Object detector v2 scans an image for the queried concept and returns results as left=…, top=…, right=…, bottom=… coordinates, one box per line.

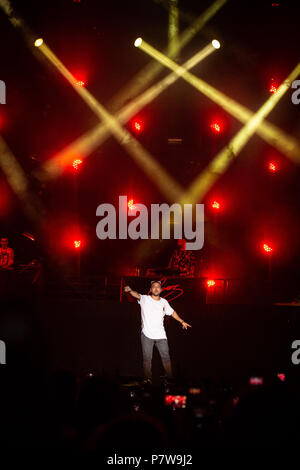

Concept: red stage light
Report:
left=59, top=224, right=86, bottom=254
left=206, top=279, right=216, bottom=288
left=249, top=377, right=264, bottom=386
left=211, top=200, right=220, bottom=210
left=277, top=373, right=286, bottom=382
left=210, top=122, right=221, bottom=134
left=263, top=243, right=273, bottom=254
left=73, top=240, right=81, bottom=249
left=72, top=158, right=83, bottom=170
left=128, top=199, right=136, bottom=210
left=132, top=119, right=143, bottom=133
left=269, top=78, right=278, bottom=94
left=268, top=161, right=278, bottom=172
left=72, top=70, right=87, bottom=88
left=165, top=395, right=186, bottom=408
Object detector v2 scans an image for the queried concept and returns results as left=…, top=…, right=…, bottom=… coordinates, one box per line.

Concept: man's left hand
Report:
left=181, top=321, right=192, bottom=329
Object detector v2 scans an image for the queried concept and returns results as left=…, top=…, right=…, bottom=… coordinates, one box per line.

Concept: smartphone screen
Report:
left=249, top=376, right=264, bottom=386
left=165, top=395, right=187, bottom=408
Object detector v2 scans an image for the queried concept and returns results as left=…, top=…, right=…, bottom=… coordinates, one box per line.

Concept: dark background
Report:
left=1, top=298, right=296, bottom=380
left=1, top=2, right=300, bottom=452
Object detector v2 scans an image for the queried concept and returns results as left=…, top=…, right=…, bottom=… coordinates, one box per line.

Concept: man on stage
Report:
left=124, top=280, right=191, bottom=384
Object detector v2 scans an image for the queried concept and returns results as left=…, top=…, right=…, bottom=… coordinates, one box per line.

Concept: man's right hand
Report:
left=124, top=286, right=141, bottom=300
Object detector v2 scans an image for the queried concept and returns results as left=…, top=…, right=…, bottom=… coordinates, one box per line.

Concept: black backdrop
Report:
left=34, top=300, right=300, bottom=380
left=2, top=295, right=300, bottom=380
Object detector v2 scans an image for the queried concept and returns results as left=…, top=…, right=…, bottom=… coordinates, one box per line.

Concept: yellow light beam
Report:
left=168, top=0, right=179, bottom=56
left=0, top=136, right=42, bottom=222
left=179, top=62, right=300, bottom=205
left=0, top=0, right=226, bottom=116
left=0, top=0, right=228, bottom=181
left=38, top=42, right=183, bottom=202
left=39, top=42, right=217, bottom=179
left=136, top=38, right=300, bottom=165
left=108, top=0, right=228, bottom=113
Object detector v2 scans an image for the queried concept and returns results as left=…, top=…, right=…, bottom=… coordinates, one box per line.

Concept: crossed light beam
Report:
left=179, top=61, right=300, bottom=204
left=36, top=41, right=186, bottom=202
left=37, top=36, right=300, bottom=241
left=2, top=0, right=298, bottom=214
left=135, top=38, right=300, bottom=166
left=0, top=0, right=227, bottom=218
left=134, top=48, right=300, bottom=261
left=36, top=0, right=227, bottom=179
left=40, top=34, right=300, bottom=184
left=39, top=41, right=219, bottom=180
left=34, top=39, right=218, bottom=256
left=40, top=32, right=300, bottom=182
left=107, top=0, right=228, bottom=113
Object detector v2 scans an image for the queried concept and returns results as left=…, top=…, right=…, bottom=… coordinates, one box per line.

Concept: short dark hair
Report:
left=151, top=280, right=161, bottom=287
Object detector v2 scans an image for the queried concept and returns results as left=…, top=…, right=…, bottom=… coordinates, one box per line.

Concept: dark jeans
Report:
left=141, top=332, right=173, bottom=379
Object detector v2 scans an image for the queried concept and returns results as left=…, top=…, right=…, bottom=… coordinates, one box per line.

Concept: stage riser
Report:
left=2, top=300, right=300, bottom=379
left=32, top=300, right=300, bottom=379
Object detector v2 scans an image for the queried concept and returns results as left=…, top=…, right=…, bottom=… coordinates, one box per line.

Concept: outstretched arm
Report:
left=124, top=285, right=141, bottom=300
left=171, top=311, right=192, bottom=330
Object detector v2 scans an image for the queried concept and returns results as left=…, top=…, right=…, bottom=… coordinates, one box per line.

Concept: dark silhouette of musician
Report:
left=145, top=239, right=198, bottom=278
left=0, top=238, right=14, bottom=269
left=168, top=239, right=197, bottom=276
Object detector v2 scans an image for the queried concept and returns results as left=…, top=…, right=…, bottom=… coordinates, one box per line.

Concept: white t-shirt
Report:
left=137, top=295, right=174, bottom=339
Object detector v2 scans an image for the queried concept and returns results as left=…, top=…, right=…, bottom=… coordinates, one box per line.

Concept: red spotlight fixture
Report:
left=249, top=377, right=264, bottom=386
left=262, top=243, right=273, bottom=254
left=72, top=70, right=87, bottom=88
left=211, top=200, right=220, bottom=210
left=210, top=122, right=221, bottom=134
left=73, top=240, right=81, bottom=249
left=128, top=199, right=136, bottom=211
left=206, top=279, right=216, bottom=288
left=132, top=119, right=143, bottom=133
left=268, top=161, right=278, bottom=172
left=269, top=78, right=278, bottom=94
left=277, top=373, right=285, bottom=382
left=72, top=158, right=83, bottom=170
